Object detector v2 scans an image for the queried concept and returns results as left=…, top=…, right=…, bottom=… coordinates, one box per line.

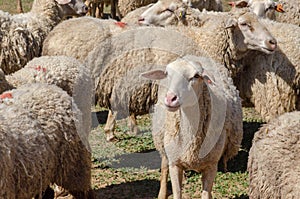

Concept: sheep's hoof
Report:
left=106, top=133, right=116, bottom=142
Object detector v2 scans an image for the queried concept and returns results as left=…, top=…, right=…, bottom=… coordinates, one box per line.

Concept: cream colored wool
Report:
left=0, top=56, right=93, bottom=148
left=276, top=0, right=300, bottom=26
left=0, top=83, right=92, bottom=199
left=248, top=111, right=300, bottom=198
left=0, top=0, right=86, bottom=75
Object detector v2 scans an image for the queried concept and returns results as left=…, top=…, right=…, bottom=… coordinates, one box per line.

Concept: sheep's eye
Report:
left=240, top=22, right=248, bottom=26
left=194, top=74, right=201, bottom=79
left=164, top=8, right=174, bottom=13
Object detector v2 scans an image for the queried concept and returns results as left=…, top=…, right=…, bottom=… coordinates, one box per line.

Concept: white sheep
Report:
left=42, top=7, right=276, bottom=141
left=234, top=19, right=300, bottom=121
left=118, top=0, right=158, bottom=18
left=0, top=55, right=93, bottom=147
left=141, top=55, right=243, bottom=199
left=136, top=2, right=277, bottom=76
left=0, top=83, right=93, bottom=199
left=228, top=0, right=285, bottom=19
left=0, top=0, right=88, bottom=75
left=247, top=111, right=300, bottom=198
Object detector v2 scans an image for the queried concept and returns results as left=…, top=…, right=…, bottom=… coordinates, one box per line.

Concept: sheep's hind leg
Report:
left=158, top=155, right=169, bottom=199
left=169, top=163, right=183, bottom=199
left=104, top=110, right=116, bottom=141
left=201, top=164, right=217, bottom=199
left=127, top=113, right=140, bottom=136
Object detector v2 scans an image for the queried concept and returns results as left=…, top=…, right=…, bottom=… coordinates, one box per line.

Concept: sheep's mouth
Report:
left=262, top=47, right=276, bottom=54
left=165, top=105, right=180, bottom=112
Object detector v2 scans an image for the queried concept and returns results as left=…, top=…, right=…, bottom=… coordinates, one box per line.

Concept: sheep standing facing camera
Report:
left=0, top=83, right=93, bottom=199
left=0, top=0, right=88, bottom=75
left=248, top=111, right=300, bottom=199
left=142, top=55, right=243, bottom=199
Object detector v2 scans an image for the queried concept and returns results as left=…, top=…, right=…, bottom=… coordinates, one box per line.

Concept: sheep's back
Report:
left=248, top=111, right=300, bottom=198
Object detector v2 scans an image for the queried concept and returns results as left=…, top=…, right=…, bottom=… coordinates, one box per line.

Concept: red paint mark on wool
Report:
left=0, top=92, right=13, bottom=99
left=115, top=22, right=127, bottom=28
left=34, top=66, right=46, bottom=72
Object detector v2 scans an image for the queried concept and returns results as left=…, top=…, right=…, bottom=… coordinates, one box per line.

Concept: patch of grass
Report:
left=0, top=0, right=33, bottom=13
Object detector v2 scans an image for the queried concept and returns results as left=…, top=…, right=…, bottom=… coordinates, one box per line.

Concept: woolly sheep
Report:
left=0, top=0, right=88, bottom=75
left=134, top=1, right=277, bottom=76
left=234, top=19, right=300, bottom=121
left=118, top=0, right=158, bottom=18
left=0, top=83, right=93, bottom=199
left=248, top=111, right=300, bottom=198
left=141, top=55, right=243, bottom=199
left=228, top=0, right=285, bottom=20
left=42, top=7, right=276, bottom=141
left=0, top=55, right=93, bottom=147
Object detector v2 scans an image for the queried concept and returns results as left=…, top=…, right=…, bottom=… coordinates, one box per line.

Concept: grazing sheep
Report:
left=0, top=0, right=88, bottom=75
left=228, top=0, right=285, bottom=20
left=248, top=111, right=300, bottom=199
left=0, top=55, right=93, bottom=147
left=234, top=19, right=300, bottom=121
left=141, top=55, right=243, bottom=199
left=0, top=83, right=92, bottom=199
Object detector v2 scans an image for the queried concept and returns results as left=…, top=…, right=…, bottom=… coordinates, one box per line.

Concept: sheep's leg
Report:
left=201, top=165, right=217, bottom=199
left=169, top=164, right=183, bottom=199
left=128, top=113, right=139, bottom=135
left=104, top=110, right=116, bottom=141
left=158, top=155, right=169, bottom=199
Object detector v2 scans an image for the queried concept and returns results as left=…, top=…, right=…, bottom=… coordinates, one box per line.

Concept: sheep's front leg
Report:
left=158, top=155, right=169, bottom=199
left=104, top=110, right=116, bottom=141
left=201, top=165, right=217, bottom=199
left=128, top=113, right=140, bottom=135
left=169, top=164, right=183, bottom=199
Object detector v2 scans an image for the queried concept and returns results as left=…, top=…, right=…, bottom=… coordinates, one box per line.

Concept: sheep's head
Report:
left=225, top=10, right=277, bottom=54
left=55, top=0, right=88, bottom=16
left=228, top=0, right=285, bottom=18
left=138, top=0, right=188, bottom=26
left=141, top=56, right=215, bottom=112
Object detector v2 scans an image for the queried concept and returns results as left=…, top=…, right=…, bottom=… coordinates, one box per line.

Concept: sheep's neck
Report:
left=223, top=27, right=248, bottom=77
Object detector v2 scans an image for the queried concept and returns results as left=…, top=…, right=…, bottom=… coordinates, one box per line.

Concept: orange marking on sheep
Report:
left=0, top=92, right=13, bottom=99
left=115, top=22, right=127, bottom=28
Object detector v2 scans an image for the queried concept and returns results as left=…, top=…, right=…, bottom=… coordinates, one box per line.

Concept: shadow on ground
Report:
left=94, top=179, right=172, bottom=199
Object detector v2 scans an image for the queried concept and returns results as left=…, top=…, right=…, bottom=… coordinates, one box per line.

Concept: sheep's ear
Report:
left=55, top=0, right=72, bottom=5
left=275, top=4, right=285, bottom=13
left=234, top=0, right=249, bottom=8
left=224, top=17, right=238, bottom=29
left=141, top=70, right=167, bottom=80
left=201, top=70, right=215, bottom=85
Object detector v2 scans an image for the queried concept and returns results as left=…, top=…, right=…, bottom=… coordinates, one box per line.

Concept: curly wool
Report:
left=0, top=83, right=91, bottom=199
left=248, top=111, right=300, bottom=199
left=2, top=55, right=93, bottom=147
left=276, top=0, right=300, bottom=26
left=0, top=0, right=72, bottom=75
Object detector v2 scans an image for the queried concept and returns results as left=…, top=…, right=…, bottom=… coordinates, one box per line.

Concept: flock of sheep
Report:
left=0, top=0, right=299, bottom=198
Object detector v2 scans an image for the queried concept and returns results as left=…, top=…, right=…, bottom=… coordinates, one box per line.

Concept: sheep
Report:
left=234, top=19, right=300, bottom=121
left=135, top=2, right=277, bottom=76
left=42, top=6, right=276, bottom=141
left=247, top=111, right=300, bottom=198
left=141, top=55, right=243, bottom=199
left=0, top=83, right=93, bottom=199
left=0, top=55, right=93, bottom=147
left=118, top=0, right=158, bottom=18
left=0, top=0, right=88, bottom=75
left=228, top=0, right=285, bottom=20
left=17, top=0, right=23, bottom=13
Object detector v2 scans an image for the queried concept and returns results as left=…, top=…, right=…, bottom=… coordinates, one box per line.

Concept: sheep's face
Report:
left=226, top=11, right=277, bottom=54
left=56, top=0, right=88, bottom=16
left=138, top=0, right=186, bottom=26
left=142, top=58, right=213, bottom=112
